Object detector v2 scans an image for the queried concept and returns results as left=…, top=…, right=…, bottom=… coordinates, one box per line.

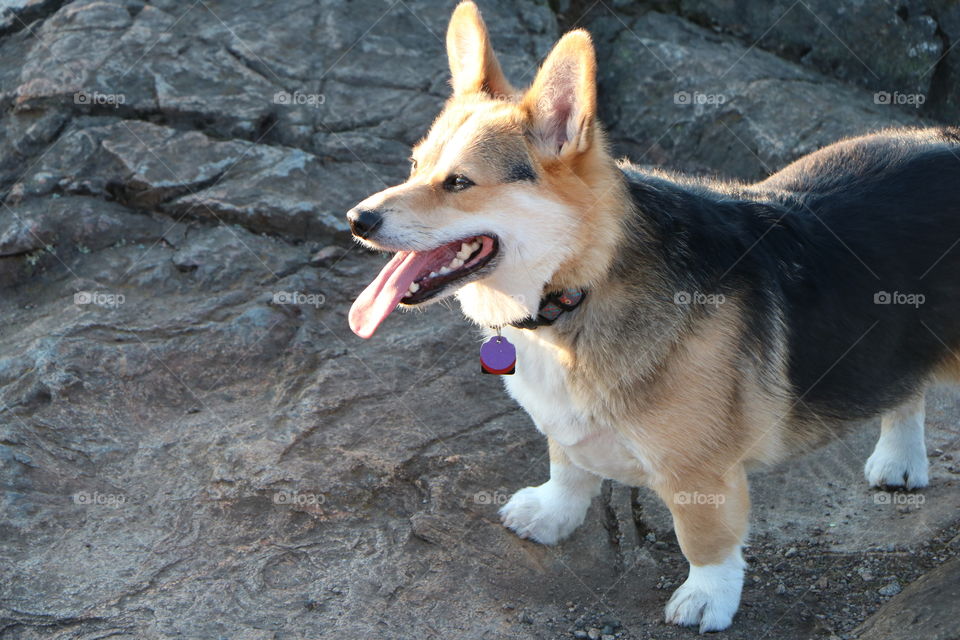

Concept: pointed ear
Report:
left=446, top=1, right=513, bottom=97
left=522, top=30, right=597, bottom=157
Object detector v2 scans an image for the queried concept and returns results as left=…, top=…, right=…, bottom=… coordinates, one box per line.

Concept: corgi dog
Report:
left=346, top=1, right=960, bottom=632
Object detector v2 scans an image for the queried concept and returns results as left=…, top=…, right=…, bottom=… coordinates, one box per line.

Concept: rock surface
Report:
left=1, top=1, right=958, bottom=639
left=660, top=0, right=960, bottom=122
left=855, top=557, right=960, bottom=640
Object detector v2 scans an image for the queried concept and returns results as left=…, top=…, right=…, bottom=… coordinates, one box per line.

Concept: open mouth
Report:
left=349, top=234, right=499, bottom=338
left=400, top=235, right=498, bottom=304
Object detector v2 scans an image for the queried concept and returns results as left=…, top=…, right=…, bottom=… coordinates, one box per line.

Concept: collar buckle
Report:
left=510, top=288, right=587, bottom=330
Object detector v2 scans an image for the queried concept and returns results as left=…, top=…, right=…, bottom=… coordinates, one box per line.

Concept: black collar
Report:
left=509, top=288, right=587, bottom=330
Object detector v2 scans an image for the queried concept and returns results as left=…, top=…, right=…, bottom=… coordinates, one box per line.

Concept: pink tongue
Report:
left=349, top=251, right=434, bottom=338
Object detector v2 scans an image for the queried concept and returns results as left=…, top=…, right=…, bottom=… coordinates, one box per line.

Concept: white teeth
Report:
left=456, top=249, right=471, bottom=261
left=429, top=271, right=438, bottom=278
left=450, top=258, right=464, bottom=269
left=408, top=282, right=420, bottom=293
left=459, top=242, right=471, bottom=256
left=468, top=241, right=480, bottom=253
left=439, top=266, right=451, bottom=275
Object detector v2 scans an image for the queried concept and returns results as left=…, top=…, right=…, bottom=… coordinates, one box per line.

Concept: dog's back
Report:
left=760, top=128, right=960, bottom=421
left=619, top=127, right=960, bottom=426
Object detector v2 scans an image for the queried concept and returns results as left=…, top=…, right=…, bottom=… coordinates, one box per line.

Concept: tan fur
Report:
left=391, top=7, right=770, bottom=568
left=348, top=5, right=951, bottom=630
left=933, top=351, right=960, bottom=384
left=446, top=1, right=513, bottom=97
left=656, top=464, right=751, bottom=566
left=548, top=435, right=572, bottom=466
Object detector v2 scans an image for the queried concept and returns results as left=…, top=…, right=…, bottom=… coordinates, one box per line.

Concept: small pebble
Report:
left=600, top=616, right=621, bottom=629
left=879, top=581, right=902, bottom=597
left=784, top=547, right=798, bottom=558
left=309, top=245, right=342, bottom=265
left=587, top=628, right=601, bottom=640
left=645, top=532, right=657, bottom=543
left=775, top=583, right=787, bottom=595
left=573, top=632, right=588, bottom=639
left=518, top=611, right=534, bottom=624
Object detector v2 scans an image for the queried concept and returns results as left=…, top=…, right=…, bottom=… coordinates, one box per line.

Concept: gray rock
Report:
left=591, top=12, right=923, bottom=181
left=0, top=1, right=958, bottom=639
left=674, top=0, right=943, bottom=99
left=661, top=0, right=960, bottom=123
left=879, top=580, right=903, bottom=597
left=858, top=561, right=959, bottom=639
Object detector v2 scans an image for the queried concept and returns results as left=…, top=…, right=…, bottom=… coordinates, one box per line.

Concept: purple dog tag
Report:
left=480, top=336, right=516, bottom=375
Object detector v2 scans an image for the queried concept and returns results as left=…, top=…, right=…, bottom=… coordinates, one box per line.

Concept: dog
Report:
left=346, top=1, right=960, bottom=632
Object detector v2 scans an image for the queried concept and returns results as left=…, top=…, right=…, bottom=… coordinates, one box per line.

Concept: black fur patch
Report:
left=505, top=162, right=536, bottom=182
left=619, top=128, right=960, bottom=422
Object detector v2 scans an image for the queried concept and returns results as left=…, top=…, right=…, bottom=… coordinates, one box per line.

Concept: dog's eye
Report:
left=443, top=174, right=474, bottom=192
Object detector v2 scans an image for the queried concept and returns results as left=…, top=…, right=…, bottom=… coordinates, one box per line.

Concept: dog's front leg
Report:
left=656, top=463, right=750, bottom=633
left=499, top=437, right=602, bottom=545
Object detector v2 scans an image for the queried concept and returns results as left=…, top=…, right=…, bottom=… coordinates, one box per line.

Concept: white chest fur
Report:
left=500, top=327, right=650, bottom=485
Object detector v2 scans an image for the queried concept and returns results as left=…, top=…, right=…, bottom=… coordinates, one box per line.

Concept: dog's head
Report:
left=348, top=1, right=620, bottom=338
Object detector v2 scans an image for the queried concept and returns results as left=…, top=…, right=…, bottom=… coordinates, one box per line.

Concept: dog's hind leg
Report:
left=657, top=463, right=750, bottom=633
left=499, top=437, right=602, bottom=545
left=864, top=393, right=928, bottom=489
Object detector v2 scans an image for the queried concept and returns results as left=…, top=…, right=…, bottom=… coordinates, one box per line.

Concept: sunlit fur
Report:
left=347, top=1, right=960, bottom=633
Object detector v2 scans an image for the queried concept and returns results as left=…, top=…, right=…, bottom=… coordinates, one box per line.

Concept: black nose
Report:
left=347, top=208, right=383, bottom=239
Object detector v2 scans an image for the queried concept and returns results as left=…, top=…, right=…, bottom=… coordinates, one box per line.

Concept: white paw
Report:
left=864, top=442, right=929, bottom=489
left=498, top=482, right=590, bottom=545
left=665, top=552, right=744, bottom=633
